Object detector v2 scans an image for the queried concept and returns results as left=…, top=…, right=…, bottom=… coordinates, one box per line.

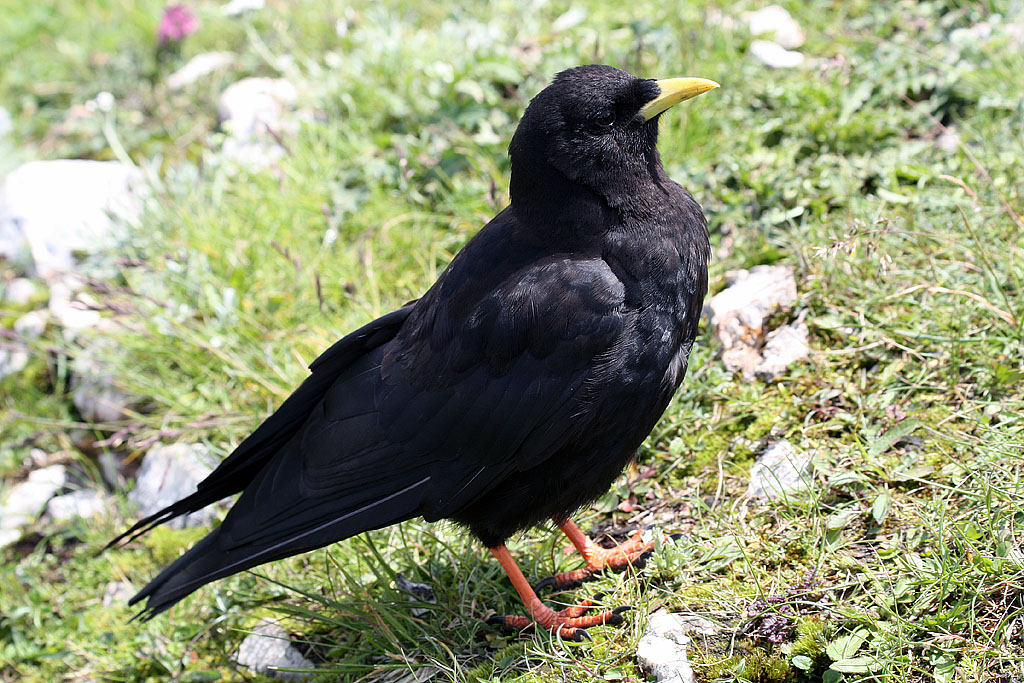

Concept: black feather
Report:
left=113, top=64, right=711, bottom=617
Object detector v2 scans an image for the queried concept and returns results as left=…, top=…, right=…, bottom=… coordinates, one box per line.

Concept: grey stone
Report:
left=0, top=160, right=144, bottom=280
left=71, top=347, right=132, bottom=423
left=235, top=619, right=314, bottom=680
left=395, top=573, right=436, bottom=617
left=706, top=265, right=804, bottom=378
left=746, top=440, right=812, bottom=502
left=102, top=580, right=136, bottom=607
left=743, top=6, right=805, bottom=48
left=637, top=610, right=696, bottom=683
left=755, top=322, right=810, bottom=381
left=45, top=489, right=107, bottom=522
left=129, top=443, right=217, bottom=528
left=749, top=40, right=805, bottom=68
left=167, top=52, right=235, bottom=90
left=673, top=615, right=721, bottom=637
left=0, top=465, right=67, bottom=548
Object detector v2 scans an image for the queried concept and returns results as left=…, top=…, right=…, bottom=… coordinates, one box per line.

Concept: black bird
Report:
left=110, top=65, right=717, bottom=640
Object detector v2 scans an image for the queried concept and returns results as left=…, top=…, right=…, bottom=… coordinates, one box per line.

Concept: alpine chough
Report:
left=110, top=64, right=718, bottom=640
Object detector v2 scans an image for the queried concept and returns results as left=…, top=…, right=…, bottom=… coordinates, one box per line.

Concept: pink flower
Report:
left=157, top=5, right=198, bottom=45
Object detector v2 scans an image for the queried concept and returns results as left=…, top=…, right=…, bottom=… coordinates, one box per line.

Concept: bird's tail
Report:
left=128, top=476, right=429, bottom=619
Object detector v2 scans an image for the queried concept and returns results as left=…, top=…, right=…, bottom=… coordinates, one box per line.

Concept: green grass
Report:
left=2, top=0, right=1023, bottom=681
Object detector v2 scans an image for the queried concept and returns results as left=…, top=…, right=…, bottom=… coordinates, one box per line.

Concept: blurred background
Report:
left=1, top=1, right=1022, bottom=681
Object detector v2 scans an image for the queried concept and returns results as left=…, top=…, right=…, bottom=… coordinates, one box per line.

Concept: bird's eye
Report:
left=594, top=112, right=615, bottom=127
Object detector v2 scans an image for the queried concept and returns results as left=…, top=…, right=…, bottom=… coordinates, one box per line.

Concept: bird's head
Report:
left=509, top=65, right=717, bottom=217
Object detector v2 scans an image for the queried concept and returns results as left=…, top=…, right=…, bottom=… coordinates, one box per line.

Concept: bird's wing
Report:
left=129, top=247, right=630, bottom=617
left=219, top=251, right=630, bottom=544
left=106, top=305, right=414, bottom=548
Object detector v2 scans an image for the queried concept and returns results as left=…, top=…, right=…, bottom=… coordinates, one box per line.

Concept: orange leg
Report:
left=487, top=545, right=629, bottom=641
left=536, top=518, right=655, bottom=591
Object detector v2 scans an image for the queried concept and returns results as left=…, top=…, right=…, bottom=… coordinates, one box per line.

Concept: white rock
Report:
left=706, top=265, right=797, bottom=349
left=102, top=580, right=136, bottom=607
left=217, top=78, right=299, bottom=169
left=0, top=345, right=30, bottom=380
left=0, top=465, right=67, bottom=547
left=129, top=443, right=217, bottom=528
left=167, top=52, right=235, bottom=90
left=673, top=615, right=721, bottom=637
left=3, top=278, right=39, bottom=306
left=45, top=489, right=107, bottom=522
left=935, top=127, right=960, bottom=152
left=49, top=280, right=102, bottom=331
left=755, top=322, right=810, bottom=381
left=219, top=77, right=297, bottom=137
left=236, top=619, right=314, bottom=680
left=746, top=440, right=812, bottom=501
left=0, top=160, right=144, bottom=280
left=14, top=310, right=47, bottom=339
left=71, top=337, right=133, bottom=423
left=749, top=40, right=805, bottom=68
left=743, top=6, right=805, bottom=48
left=222, top=0, right=264, bottom=16
left=637, top=610, right=696, bottom=683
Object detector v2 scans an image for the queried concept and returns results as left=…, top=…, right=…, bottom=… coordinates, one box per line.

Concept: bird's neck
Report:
left=509, top=156, right=665, bottom=243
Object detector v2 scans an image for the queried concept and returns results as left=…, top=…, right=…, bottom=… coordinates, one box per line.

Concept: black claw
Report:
left=590, top=590, right=607, bottom=601
left=669, top=532, right=687, bottom=542
left=534, top=576, right=556, bottom=592
left=612, top=604, right=633, bottom=616
left=486, top=615, right=507, bottom=626
left=564, top=628, right=592, bottom=642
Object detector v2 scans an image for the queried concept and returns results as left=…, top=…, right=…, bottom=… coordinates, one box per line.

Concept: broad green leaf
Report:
left=791, top=655, right=813, bottom=671
left=826, top=628, right=869, bottom=661
left=872, top=490, right=892, bottom=524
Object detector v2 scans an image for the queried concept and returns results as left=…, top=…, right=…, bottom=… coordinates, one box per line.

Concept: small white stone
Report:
left=935, top=128, right=960, bottom=152
left=14, top=310, right=47, bottom=339
left=637, top=610, right=696, bottom=683
left=749, top=40, right=805, bottom=68
left=0, top=160, right=144, bottom=280
left=218, top=78, right=299, bottom=169
left=0, top=465, right=67, bottom=547
left=222, top=0, right=264, bottom=16
left=3, top=278, right=38, bottom=306
left=102, top=580, right=136, bottom=607
left=743, top=6, right=806, bottom=48
left=706, top=265, right=797, bottom=349
left=755, top=322, right=810, bottom=381
left=236, top=619, right=314, bottom=680
left=45, top=489, right=107, bottom=522
left=129, top=443, right=217, bottom=528
left=746, top=440, right=812, bottom=502
left=0, top=346, right=30, bottom=380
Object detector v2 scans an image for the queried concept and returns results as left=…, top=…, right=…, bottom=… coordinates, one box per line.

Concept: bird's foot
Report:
left=536, top=528, right=654, bottom=592
left=487, top=594, right=631, bottom=641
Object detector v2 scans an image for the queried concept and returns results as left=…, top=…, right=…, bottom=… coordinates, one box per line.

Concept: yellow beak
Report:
left=639, top=77, right=720, bottom=121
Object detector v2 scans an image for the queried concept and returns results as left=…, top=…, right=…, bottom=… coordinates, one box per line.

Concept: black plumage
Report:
left=112, top=64, right=716, bottom=636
